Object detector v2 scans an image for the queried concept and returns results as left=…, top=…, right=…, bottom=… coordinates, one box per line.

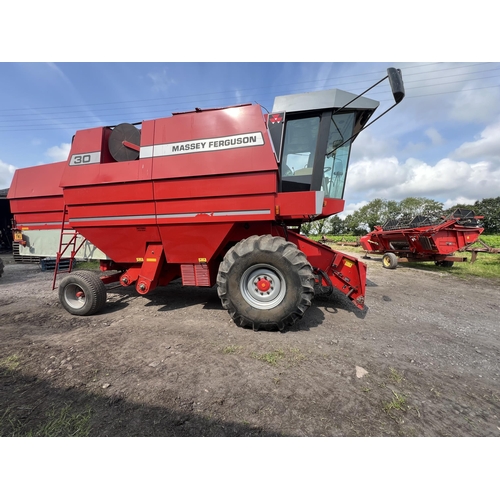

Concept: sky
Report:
left=1, top=4, right=499, bottom=225
left=2, top=61, right=499, bottom=216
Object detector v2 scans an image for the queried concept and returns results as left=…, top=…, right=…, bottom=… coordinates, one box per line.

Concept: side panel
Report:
left=72, top=226, right=161, bottom=264
left=16, top=229, right=107, bottom=259
left=8, top=161, right=65, bottom=199
left=55, top=107, right=281, bottom=266
left=10, top=197, right=65, bottom=229
left=153, top=171, right=276, bottom=200
left=284, top=230, right=367, bottom=309
left=150, top=105, right=279, bottom=265
left=149, top=105, right=276, bottom=180
left=157, top=223, right=235, bottom=263
left=60, top=122, right=158, bottom=264
left=8, top=162, right=66, bottom=229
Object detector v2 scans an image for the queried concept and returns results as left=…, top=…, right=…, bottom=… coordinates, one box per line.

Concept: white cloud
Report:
left=340, top=200, right=369, bottom=218
left=346, top=156, right=500, bottom=204
left=345, top=113, right=500, bottom=206
left=449, top=86, right=500, bottom=124
left=147, top=68, right=176, bottom=92
left=362, top=64, right=500, bottom=153
left=0, top=159, right=17, bottom=189
left=346, top=156, right=407, bottom=193
left=442, top=196, right=477, bottom=209
left=452, top=120, right=500, bottom=161
left=425, top=127, right=444, bottom=145
left=46, top=143, right=71, bottom=162
left=350, top=131, right=399, bottom=162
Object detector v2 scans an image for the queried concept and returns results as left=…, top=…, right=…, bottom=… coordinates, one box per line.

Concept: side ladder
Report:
left=51, top=206, right=87, bottom=290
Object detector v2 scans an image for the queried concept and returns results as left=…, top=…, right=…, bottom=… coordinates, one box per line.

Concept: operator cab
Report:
left=268, top=88, right=378, bottom=200
left=268, top=68, right=404, bottom=200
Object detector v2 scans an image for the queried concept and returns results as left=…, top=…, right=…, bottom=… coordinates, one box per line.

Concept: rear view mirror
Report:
left=325, top=67, right=406, bottom=157
left=387, top=67, right=405, bottom=104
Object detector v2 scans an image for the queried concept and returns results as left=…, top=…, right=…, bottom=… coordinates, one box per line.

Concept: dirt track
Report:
left=1, top=252, right=499, bottom=436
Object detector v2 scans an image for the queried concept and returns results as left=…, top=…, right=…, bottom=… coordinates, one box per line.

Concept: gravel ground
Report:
left=1, top=251, right=499, bottom=437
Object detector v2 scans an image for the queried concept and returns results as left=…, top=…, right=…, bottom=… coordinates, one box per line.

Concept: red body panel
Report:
left=285, top=231, right=366, bottom=306
left=150, top=106, right=274, bottom=180
left=55, top=104, right=280, bottom=265
left=8, top=102, right=368, bottom=311
left=360, top=218, right=484, bottom=261
left=8, top=162, right=66, bottom=229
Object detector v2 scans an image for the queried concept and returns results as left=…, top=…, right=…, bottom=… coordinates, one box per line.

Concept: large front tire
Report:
left=217, top=235, right=315, bottom=331
left=58, top=270, right=107, bottom=316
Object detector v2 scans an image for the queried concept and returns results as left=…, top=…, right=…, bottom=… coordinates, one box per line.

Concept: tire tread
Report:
left=217, top=235, right=314, bottom=331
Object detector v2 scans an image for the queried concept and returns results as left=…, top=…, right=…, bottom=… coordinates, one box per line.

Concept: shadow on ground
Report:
left=0, top=367, right=280, bottom=437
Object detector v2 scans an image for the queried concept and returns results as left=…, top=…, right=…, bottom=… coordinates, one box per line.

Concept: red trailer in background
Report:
left=8, top=68, right=405, bottom=330
left=360, top=209, right=484, bottom=269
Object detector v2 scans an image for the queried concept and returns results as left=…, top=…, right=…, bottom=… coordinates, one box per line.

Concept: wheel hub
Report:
left=64, top=284, right=87, bottom=310
left=256, top=277, right=271, bottom=292
left=240, top=265, right=286, bottom=310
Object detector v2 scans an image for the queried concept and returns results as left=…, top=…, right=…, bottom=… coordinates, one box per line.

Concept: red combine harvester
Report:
left=8, top=68, right=405, bottom=330
left=360, top=209, right=484, bottom=269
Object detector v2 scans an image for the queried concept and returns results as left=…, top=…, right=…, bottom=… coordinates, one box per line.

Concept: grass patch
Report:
left=75, top=260, right=100, bottom=270
left=251, top=348, right=306, bottom=367
left=383, top=391, right=408, bottom=413
left=310, top=235, right=360, bottom=244
left=288, top=347, right=306, bottom=365
left=29, top=405, right=92, bottom=437
left=389, top=367, right=403, bottom=384
left=222, top=345, right=243, bottom=354
left=0, top=354, right=20, bottom=371
left=482, top=235, right=500, bottom=247
left=403, top=252, right=500, bottom=280
left=252, top=349, right=285, bottom=366
left=1, top=404, right=92, bottom=437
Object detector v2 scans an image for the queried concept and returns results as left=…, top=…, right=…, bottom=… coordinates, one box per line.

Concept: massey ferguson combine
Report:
left=8, top=68, right=405, bottom=330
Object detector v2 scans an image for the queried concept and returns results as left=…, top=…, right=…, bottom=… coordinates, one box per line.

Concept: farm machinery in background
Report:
left=8, top=68, right=405, bottom=330
left=360, top=208, right=486, bottom=269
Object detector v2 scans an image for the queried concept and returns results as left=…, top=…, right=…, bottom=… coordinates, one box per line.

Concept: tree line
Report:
left=301, top=196, right=500, bottom=236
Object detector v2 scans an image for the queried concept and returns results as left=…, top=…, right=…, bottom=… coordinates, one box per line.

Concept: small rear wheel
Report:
left=58, top=270, right=107, bottom=316
left=435, top=260, right=454, bottom=268
left=382, top=252, right=398, bottom=269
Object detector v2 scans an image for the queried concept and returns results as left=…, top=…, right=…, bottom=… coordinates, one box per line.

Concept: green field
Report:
left=403, top=251, right=500, bottom=279
left=481, top=235, right=500, bottom=248
left=320, top=234, right=500, bottom=280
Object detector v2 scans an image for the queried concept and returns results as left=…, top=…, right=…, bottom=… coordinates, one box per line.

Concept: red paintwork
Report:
left=8, top=161, right=66, bottom=230
left=360, top=217, right=484, bottom=262
left=285, top=230, right=366, bottom=305
left=8, top=102, right=367, bottom=310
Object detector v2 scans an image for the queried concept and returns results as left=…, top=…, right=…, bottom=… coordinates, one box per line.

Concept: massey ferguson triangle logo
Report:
left=270, top=114, right=283, bottom=124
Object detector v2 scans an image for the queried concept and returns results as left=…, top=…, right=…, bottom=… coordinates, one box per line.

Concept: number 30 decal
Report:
left=69, top=151, right=101, bottom=166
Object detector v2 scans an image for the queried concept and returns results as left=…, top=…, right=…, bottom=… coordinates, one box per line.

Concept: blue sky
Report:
left=2, top=61, right=499, bottom=216
left=2, top=5, right=499, bottom=219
